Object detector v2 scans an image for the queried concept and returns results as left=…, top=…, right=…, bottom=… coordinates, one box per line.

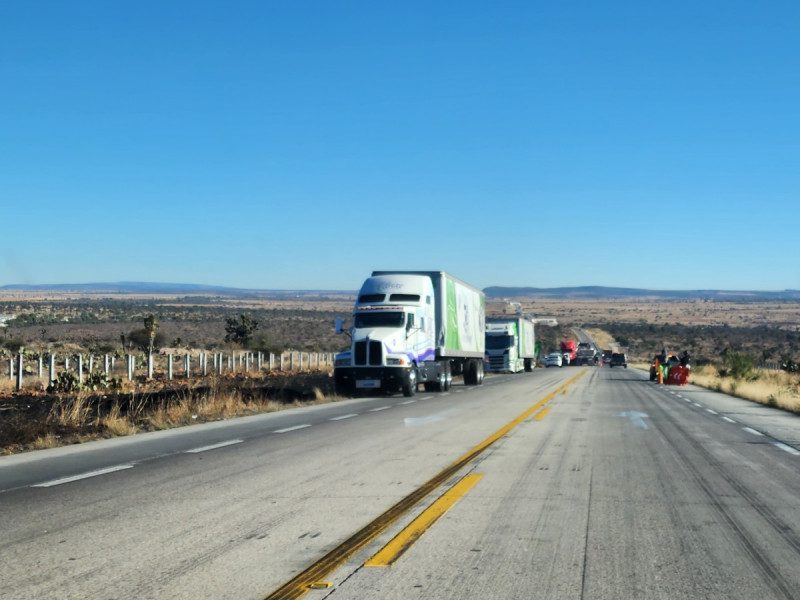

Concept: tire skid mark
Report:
left=646, top=394, right=800, bottom=600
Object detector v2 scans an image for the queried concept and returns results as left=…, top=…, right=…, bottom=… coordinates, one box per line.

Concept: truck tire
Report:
left=476, top=361, right=485, bottom=384
left=402, top=368, right=418, bottom=397
left=524, top=358, right=532, bottom=372
left=463, top=360, right=476, bottom=385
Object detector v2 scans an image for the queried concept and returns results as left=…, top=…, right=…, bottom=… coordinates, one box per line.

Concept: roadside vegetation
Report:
left=0, top=371, right=337, bottom=455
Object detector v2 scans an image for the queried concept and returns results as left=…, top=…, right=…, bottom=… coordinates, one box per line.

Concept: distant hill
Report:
left=2, top=282, right=799, bottom=302
left=0, top=282, right=352, bottom=297
left=483, top=286, right=800, bottom=301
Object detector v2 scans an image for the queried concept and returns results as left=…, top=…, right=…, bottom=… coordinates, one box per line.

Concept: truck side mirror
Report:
left=335, top=318, right=344, bottom=334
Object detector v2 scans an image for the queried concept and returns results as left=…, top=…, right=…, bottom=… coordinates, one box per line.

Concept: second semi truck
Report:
left=334, top=271, right=486, bottom=397
left=484, top=317, right=537, bottom=373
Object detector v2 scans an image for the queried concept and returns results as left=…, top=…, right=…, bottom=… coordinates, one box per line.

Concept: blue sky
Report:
left=1, top=1, right=798, bottom=290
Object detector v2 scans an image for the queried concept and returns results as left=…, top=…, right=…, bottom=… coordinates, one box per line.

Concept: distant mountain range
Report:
left=1, top=282, right=799, bottom=301
left=484, top=286, right=800, bottom=301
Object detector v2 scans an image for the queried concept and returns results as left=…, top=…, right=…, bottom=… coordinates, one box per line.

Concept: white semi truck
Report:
left=334, top=271, right=486, bottom=397
left=484, top=317, right=537, bottom=373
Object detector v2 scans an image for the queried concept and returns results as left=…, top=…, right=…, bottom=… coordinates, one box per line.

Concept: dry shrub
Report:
left=32, top=433, right=59, bottom=449
left=101, top=403, right=138, bottom=436
left=51, top=395, right=93, bottom=427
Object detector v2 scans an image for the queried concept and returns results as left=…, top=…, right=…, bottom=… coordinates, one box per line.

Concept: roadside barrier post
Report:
left=289, top=352, right=294, bottom=371
left=127, top=355, right=133, bottom=381
left=104, top=354, right=110, bottom=376
left=168, top=354, right=173, bottom=380
left=218, top=352, right=223, bottom=375
left=8, top=357, right=13, bottom=379
left=202, top=352, right=208, bottom=376
left=257, top=352, right=263, bottom=371
left=88, top=355, right=94, bottom=374
left=15, top=352, right=23, bottom=391
left=184, top=354, right=191, bottom=378
left=77, top=354, right=84, bottom=385
left=111, top=356, right=115, bottom=373
left=65, top=356, right=70, bottom=372
left=49, top=354, right=56, bottom=384
left=269, top=353, right=274, bottom=371
left=213, top=352, right=218, bottom=371
left=147, top=353, right=154, bottom=380
left=38, top=355, right=43, bottom=379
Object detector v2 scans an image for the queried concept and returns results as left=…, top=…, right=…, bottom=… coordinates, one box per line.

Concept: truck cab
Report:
left=485, top=322, right=521, bottom=373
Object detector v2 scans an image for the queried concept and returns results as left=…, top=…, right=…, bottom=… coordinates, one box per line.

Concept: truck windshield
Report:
left=486, top=335, right=514, bottom=349
left=354, top=312, right=405, bottom=328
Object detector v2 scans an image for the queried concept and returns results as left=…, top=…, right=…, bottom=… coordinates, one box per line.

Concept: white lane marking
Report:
left=722, top=416, right=737, bottom=423
left=743, top=427, right=763, bottom=436
left=273, top=424, right=312, bottom=433
left=705, top=408, right=718, bottom=415
left=369, top=406, right=390, bottom=412
left=399, top=400, right=416, bottom=405
left=683, top=398, right=692, bottom=403
left=454, top=389, right=464, bottom=393
left=32, top=464, right=134, bottom=488
left=440, top=393, right=450, bottom=396
left=773, top=442, right=800, bottom=456
left=669, top=391, right=676, bottom=395
left=420, top=396, right=433, bottom=400
left=329, top=413, right=358, bottom=421
left=692, top=403, right=702, bottom=408
left=186, top=439, right=243, bottom=453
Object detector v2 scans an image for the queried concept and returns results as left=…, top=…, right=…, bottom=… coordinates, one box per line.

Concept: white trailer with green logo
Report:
left=485, top=317, right=537, bottom=373
left=333, top=271, right=486, bottom=397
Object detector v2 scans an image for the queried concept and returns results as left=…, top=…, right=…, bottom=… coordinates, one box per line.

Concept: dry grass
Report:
left=583, top=328, right=617, bottom=351
left=99, top=403, right=139, bottom=436
left=32, top=433, right=60, bottom=449
left=689, top=366, right=800, bottom=413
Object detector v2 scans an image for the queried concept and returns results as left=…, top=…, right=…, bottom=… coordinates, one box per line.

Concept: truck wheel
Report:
left=402, top=368, right=418, bottom=397
left=442, top=362, right=452, bottom=391
left=524, top=358, right=532, bottom=372
left=476, top=361, right=485, bottom=385
left=464, top=361, right=476, bottom=385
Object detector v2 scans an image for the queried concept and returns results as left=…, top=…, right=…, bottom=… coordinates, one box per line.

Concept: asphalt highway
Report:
left=2, top=366, right=800, bottom=599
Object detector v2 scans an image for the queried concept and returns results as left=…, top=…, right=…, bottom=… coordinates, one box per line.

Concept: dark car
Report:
left=609, top=353, right=627, bottom=368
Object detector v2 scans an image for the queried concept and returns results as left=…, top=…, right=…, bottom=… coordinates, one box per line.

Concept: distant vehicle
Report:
left=575, top=342, right=596, bottom=366
left=609, top=353, right=627, bottom=368
left=560, top=339, right=577, bottom=364
left=485, top=317, right=537, bottom=373
left=544, top=352, right=563, bottom=368
left=333, top=271, right=485, bottom=397
left=602, top=349, right=613, bottom=364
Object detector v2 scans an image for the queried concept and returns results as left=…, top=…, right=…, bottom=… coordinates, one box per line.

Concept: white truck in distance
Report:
left=334, top=271, right=486, bottom=397
left=484, top=317, right=537, bottom=373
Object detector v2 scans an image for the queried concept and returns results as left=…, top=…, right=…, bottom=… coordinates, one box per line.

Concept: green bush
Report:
left=722, top=349, right=755, bottom=380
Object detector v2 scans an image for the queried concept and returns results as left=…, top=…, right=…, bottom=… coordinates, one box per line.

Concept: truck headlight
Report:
left=386, top=357, right=407, bottom=366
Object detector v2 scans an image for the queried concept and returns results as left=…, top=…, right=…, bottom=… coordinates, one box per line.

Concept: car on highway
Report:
left=544, top=352, right=563, bottom=368
left=609, top=352, right=627, bottom=368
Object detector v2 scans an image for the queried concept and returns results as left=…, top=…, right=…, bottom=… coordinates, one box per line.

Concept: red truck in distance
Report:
left=560, top=339, right=577, bottom=365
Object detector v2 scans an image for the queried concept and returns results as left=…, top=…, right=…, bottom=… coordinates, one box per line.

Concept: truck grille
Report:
left=489, top=356, right=506, bottom=369
left=354, top=340, right=383, bottom=366
left=354, top=341, right=367, bottom=365
left=369, top=341, right=383, bottom=365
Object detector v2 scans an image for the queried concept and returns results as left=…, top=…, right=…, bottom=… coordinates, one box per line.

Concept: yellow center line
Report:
left=533, top=407, right=551, bottom=421
left=264, top=370, right=585, bottom=600
left=365, top=473, right=483, bottom=567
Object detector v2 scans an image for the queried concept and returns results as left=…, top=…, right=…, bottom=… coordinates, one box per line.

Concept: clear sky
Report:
left=1, top=1, right=798, bottom=291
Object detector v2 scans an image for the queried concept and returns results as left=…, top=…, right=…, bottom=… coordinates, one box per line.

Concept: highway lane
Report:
left=0, top=367, right=574, bottom=599
left=328, top=368, right=800, bottom=600
left=3, top=366, right=800, bottom=599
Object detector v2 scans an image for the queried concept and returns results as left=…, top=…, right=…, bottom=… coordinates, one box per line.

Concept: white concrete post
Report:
left=185, top=354, right=191, bottom=378
left=104, top=354, right=110, bottom=375
left=88, top=355, right=94, bottom=374
left=289, top=352, right=294, bottom=371
left=218, top=352, right=223, bottom=375
left=127, top=355, right=134, bottom=381
left=38, top=354, right=43, bottom=379
left=168, top=354, right=173, bottom=380
left=269, top=353, right=274, bottom=371
left=7, top=357, right=12, bottom=379
left=213, top=352, right=218, bottom=371
left=202, top=352, right=208, bottom=376
left=49, top=354, right=56, bottom=384
left=77, top=354, right=84, bottom=385
left=147, top=353, right=154, bottom=380
left=65, top=356, right=70, bottom=372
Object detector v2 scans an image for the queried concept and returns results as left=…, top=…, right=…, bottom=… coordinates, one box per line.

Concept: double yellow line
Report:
left=265, top=370, right=585, bottom=599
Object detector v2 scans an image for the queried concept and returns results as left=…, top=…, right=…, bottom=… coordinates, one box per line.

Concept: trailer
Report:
left=485, top=317, right=536, bottom=373
left=334, top=271, right=486, bottom=397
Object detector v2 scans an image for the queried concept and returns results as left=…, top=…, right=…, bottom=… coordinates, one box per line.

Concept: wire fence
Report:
left=5, top=349, right=335, bottom=392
